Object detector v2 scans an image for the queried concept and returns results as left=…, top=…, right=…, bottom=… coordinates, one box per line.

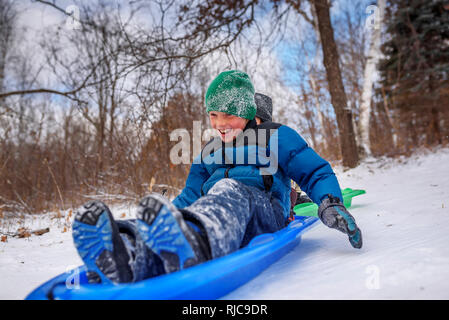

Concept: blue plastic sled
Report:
left=25, top=215, right=318, bottom=300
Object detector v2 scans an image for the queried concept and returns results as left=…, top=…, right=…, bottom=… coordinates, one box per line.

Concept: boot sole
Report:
left=136, top=194, right=195, bottom=272
left=72, top=201, right=129, bottom=284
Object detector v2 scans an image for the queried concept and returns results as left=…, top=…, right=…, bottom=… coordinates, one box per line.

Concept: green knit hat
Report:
left=205, top=70, right=257, bottom=120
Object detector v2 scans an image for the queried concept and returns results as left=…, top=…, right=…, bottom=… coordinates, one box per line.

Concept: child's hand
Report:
left=318, top=195, right=363, bottom=249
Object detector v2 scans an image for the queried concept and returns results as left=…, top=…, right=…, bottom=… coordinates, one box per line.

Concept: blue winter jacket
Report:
left=172, top=119, right=342, bottom=219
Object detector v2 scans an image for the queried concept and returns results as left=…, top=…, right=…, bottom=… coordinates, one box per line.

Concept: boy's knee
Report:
left=208, top=178, right=240, bottom=195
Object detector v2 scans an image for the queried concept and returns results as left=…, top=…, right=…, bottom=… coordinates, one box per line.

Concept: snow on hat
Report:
left=254, top=93, right=273, bottom=122
left=205, top=70, right=257, bottom=120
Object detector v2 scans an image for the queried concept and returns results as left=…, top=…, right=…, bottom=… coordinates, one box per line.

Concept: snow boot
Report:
left=72, top=201, right=134, bottom=284
left=136, top=193, right=211, bottom=274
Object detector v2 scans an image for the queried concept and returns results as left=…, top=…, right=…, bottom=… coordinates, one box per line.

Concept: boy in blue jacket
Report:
left=72, top=70, right=362, bottom=284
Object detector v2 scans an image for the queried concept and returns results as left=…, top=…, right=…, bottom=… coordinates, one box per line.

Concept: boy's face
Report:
left=209, top=111, right=249, bottom=142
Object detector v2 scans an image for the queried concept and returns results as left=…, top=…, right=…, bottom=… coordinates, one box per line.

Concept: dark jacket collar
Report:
left=244, top=118, right=258, bottom=131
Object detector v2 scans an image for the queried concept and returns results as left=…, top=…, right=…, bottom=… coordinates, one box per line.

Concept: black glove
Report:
left=318, top=194, right=363, bottom=249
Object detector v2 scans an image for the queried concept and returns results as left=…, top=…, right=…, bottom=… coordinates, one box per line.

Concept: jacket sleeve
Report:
left=172, top=155, right=210, bottom=209
left=274, top=125, right=343, bottom=204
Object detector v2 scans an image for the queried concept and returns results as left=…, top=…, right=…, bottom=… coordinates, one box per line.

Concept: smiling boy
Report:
left=72, top=70, right=362, bottom=284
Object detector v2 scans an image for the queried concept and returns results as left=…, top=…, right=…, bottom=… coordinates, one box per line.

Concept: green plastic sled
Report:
left=293, top=188, right=366, bottom=217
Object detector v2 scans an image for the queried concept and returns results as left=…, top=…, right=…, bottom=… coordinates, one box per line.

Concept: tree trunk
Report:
left=359, top=0, right=385, bottom=158
left=308, top=73, right=327, bottom=151
left=380, top=86, right=397, bottom=147
left=313, top=0, right=359, bottom=168
left=310, top=4, right=328, bottom=152
left=428, top=75, right=442, bottom=146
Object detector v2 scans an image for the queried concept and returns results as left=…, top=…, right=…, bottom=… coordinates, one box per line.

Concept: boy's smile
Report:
left=209, top=111, right=249, bottom=142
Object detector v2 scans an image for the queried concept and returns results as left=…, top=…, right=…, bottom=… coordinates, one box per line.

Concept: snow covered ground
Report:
left=1, top=147, right=449, bottom=300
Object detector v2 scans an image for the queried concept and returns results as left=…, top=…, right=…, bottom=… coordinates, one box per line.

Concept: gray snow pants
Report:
left=180, top=178, right=287, bottom=259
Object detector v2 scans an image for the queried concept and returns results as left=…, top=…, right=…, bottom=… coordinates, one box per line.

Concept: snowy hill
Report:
left=1, top=147, right=449, bottom=300
left=226, top=147, right=449, bottom=299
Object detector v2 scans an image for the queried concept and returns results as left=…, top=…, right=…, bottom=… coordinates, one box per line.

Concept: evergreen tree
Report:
left=378, top=0, right=449, bottom=149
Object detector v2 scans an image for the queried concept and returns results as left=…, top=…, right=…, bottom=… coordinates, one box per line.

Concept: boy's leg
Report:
left=132, top=178, right=284, bottom=278
left=181, top=178, right=286, bottom=259
left=115, top=219, right=165, bottom=282
left=73, top=200, right=206, bottom=283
